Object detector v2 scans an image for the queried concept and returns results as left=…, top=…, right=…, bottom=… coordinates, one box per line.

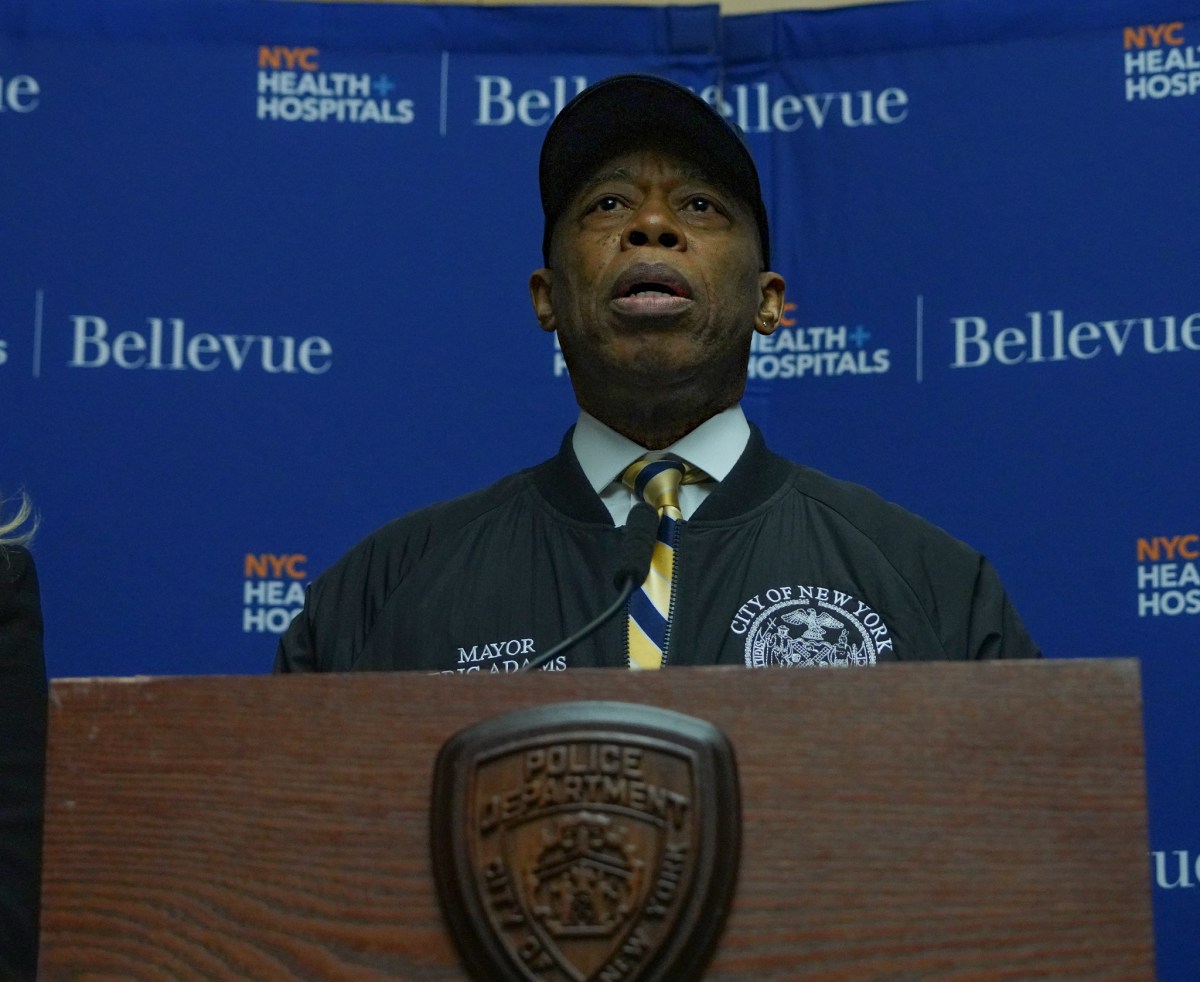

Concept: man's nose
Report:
left=622, top=199, right=684, bottom=250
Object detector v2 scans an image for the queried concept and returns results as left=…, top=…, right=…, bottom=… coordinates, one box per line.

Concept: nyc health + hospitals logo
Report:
left=747, top=304, right=890, bottom=381
left=256, top=46, right=415, bottom=124
left=1122, top=21, right=1200, bottom=100
left=1136, top=532, right=1200, bottom=618
left=551, top=302, right=891, bottom=382
left=243, top=552, right=308, bottom=634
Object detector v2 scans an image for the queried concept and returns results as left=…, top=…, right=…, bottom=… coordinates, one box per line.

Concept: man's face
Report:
left=530, top=148, right=785, bottom=433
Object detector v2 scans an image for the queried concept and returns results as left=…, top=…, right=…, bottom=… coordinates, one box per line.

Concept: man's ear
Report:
left=754, top=271, right=787, bottom=336
left=529, top=268, right=556, bottom=333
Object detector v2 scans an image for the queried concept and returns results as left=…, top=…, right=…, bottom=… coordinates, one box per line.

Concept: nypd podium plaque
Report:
left=430, top=701, right=742, bottom=982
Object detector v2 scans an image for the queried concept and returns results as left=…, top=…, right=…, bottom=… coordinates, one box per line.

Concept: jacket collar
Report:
left=532, top=423, right=791, bottom=525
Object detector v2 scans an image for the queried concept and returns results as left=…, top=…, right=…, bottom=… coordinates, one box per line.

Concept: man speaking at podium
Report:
left=275, top=74, right=1040, bottom=675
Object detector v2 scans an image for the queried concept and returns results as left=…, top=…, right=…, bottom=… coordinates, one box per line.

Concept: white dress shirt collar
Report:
left=572, top=405, right=751, bottom=524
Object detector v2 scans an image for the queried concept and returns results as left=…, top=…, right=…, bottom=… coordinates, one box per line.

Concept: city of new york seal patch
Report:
left=730, top=584, right=894, bottom=666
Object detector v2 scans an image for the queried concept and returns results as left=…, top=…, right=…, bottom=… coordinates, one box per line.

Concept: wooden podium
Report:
left=40, top=661, right=1155, bottom=979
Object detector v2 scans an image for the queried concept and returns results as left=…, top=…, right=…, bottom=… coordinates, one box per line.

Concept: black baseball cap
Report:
left=538, top=74, right=771, bottom=268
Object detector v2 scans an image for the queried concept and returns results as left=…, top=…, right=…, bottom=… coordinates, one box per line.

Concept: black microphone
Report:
left=522, top=503, right=658, bottom=672
left=609, top=501, right=659, bottom=590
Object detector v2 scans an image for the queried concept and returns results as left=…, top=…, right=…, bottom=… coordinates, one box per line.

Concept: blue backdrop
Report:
left=3, top=0, right=1198, bottom=975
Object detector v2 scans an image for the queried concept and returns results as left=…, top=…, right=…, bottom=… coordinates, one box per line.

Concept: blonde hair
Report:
left=0, top=490, right=38, bottom=548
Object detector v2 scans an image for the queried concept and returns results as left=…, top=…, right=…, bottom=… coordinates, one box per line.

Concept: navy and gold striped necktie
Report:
left=621, top=455, right=708, bottom=669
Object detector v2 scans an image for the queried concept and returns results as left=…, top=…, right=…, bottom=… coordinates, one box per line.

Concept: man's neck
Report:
left=579, top=391, right=741, bottom=450
left=599, top=417, right=711, bottom=450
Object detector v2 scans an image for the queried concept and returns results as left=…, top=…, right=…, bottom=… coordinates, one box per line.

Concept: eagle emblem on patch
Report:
left=730, top=584, right=894, bottom=666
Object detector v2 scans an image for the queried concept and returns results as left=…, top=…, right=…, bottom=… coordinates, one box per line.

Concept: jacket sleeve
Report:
left=274, top=584, right=319, bottom=672
left=271, top=513, right=432, bottom=672
left=965, top=556, right=1042, bottom=660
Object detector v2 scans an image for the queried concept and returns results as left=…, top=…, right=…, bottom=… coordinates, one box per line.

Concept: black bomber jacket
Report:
left=275, top=426, right=1041, bottom=674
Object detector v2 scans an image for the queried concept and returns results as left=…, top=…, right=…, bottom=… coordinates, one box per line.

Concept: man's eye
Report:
left=593, top=196, right=623, bottom=212
left=687, top=196, right=715, bottom=212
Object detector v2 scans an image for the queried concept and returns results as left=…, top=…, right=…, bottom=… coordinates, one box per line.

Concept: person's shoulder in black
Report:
left=783, top=455, right=1042, bottom=661
left=0, top=542, right=48, bottom=981
left=275, top=464, right=545, bottom=672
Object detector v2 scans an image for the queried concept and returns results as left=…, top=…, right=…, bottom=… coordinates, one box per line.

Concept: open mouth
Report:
left=611, top=263, right=694, bottom=315
left=623, top=282, right=682, bottom=298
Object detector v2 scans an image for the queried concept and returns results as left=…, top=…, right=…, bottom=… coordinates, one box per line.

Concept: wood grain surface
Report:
left=40, top=661, right=1155, bottom=980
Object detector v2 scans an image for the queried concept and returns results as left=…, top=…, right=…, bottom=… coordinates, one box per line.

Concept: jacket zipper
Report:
left=661, top=519, right=681, bottom=667
left=625, top=519, right=681, bottom=668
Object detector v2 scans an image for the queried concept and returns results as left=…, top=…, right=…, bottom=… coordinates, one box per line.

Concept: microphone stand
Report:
left=520, top=577, right=638, bottom=672
left=521, top=502, right=658, bottom=672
